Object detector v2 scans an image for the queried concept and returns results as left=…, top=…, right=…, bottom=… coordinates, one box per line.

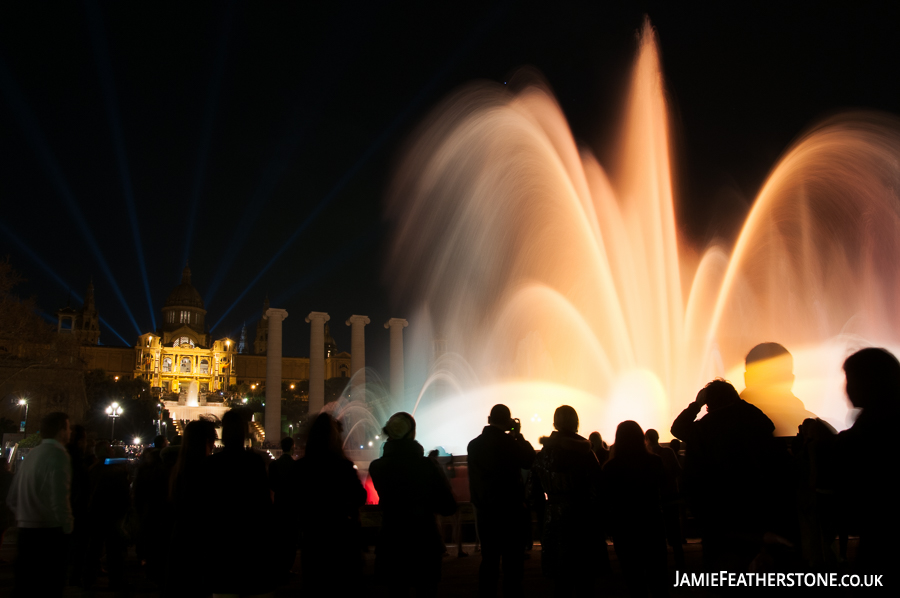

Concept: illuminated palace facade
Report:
left=61, top=266, right=351, bottom=394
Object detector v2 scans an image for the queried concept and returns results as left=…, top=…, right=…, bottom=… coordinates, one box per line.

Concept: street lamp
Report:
left=17, top=398, right=28, bottom=433
left=105, top=401, right=124, bottom=440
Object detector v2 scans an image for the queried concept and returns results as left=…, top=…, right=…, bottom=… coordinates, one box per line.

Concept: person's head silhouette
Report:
left=613, top=420, right=647, bottom=459
left=843, top=347, right=900, bottom=410
left=745, top=342, right=794, bottom=393
left=701, top=379, right=741, bottom=412
left=488, top=404, right=513, bottom=429
left=553, top=405, right=578, bottom=434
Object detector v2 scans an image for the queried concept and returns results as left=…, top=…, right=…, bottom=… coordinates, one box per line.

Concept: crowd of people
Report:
left=2, top=343, right=896, bottom=597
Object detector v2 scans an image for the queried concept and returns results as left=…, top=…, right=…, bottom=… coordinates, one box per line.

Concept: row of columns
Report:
left=264, top=308, right=408, bottom=442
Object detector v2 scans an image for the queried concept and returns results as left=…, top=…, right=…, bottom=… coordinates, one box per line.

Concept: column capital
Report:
left=305, top=311, right=330, bottom=324
left=345, top=314, right=371, bottom=327
left=264, top=308, right=288, bottom=321
left=384, top=317, right=409, bottom=329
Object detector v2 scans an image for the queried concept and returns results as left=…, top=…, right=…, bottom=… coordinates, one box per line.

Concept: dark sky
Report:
left=1, top=1, right=898, bottom=377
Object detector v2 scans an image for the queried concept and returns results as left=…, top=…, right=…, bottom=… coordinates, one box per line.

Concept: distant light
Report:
left=114, top=376, right=119, bottom=381
left=290, top=384, right=295, bottom=390
left=360, top=445, right=364, bottom=449
left=375, top=435, right=380, bottom=439
left=242, top=398, right=248, bottom=404
left=368, top=441, right=373, bottom=447
left=134, top=437, right=141, bottom=445
left=18, top=399, right=26, bottom=406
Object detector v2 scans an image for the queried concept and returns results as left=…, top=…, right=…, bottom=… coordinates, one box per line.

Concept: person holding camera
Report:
left=467, top=404, right=535, bottom=597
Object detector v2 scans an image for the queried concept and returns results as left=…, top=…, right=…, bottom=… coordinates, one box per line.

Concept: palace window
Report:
left=162, top=357, right=172, bottom=373
left=180, top=357, right=191, bottom=373
left=180, top=310, right=191, bottom=324
left=200, top=359, right=209, bottom=374
left=173, top=336, right=195, bottom=349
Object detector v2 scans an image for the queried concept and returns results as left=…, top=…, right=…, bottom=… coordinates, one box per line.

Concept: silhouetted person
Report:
left=369, top=412, right=457, bottom=597
left=671, top=379, right=777, bottom=572
left=741, top=342, right=815, bottom=437
left=270, top=435, right=297, bottom=581
left=164, top=419, right=216, bottom=598
left=835, top=347, right=900, bottom=571
left=153, top=434, right=169, bottom=451
left=206, top=409, right=277, bottom=596
left=0, top=460, right=13, bottom=559
left=644, top=428, right=684, bottom=571
left=134, top=438, right=171, bottom=587
left=294, top=413, right=367, bottom=594
left=65, top=424, right=90, bottom=586
left=588, top=431, right=609, bottom=466
left=467, top=404, right=535, bottom=597
left=793, top=417, right=841, bottom=568
left=668, top=438, right=683, bottom=467
left=269, top=436, right=295, bottom=500
left=83, top=440, right=130, bottom=590
left=7, top=411, right=72, bottom=598
left=160, top=434, right=182, bottom=469
left=604, top=421, right=668, bottom=597
left=530, top=406, right=604, bottom=597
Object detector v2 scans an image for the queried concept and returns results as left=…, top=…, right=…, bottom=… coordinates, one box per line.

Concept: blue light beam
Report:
left=0, top=58, right=143, bottom=336
left=214, top=225, right=379, bottom=335
left=0, top=220, right=133, bottom=347
left=208, top=6, right=503, bottom=321
left=85, top=0, right=156, bottom=330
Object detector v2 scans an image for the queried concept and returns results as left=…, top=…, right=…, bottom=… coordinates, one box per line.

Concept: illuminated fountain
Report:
left=387, top=22, right=900, bottom=453
left=185, top=379, right=200, bottom=407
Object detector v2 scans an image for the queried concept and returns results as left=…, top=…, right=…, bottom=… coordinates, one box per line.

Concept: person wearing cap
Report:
left=369, top=412, right=457, bottom=596
left=466, top=404, right=535, bottom=597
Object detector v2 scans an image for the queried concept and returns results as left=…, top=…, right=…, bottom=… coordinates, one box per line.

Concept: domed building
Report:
left=68, top=265, right=353, bottom=434
left=135, top=264, right=236, bottom=396
left=160, top=264, right=208, bottom=346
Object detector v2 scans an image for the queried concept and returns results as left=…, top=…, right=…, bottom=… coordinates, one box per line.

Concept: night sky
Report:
left=1, top=1, right=898, bottom=378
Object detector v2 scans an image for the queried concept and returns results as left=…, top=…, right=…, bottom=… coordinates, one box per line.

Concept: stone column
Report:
left=264, top=308, right=288, bottom=444
left=345, top=315, right=370, bottom=401
left=306, top=312, right=330, bottom=416
left=384, top=318, right=409, bottom=401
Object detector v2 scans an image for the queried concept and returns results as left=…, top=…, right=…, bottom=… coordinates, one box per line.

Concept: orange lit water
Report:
left=387, top=22, right=900, bottom=452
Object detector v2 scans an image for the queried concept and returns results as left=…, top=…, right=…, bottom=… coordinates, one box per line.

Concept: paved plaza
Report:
left=0, top=528, right=866, bottom=597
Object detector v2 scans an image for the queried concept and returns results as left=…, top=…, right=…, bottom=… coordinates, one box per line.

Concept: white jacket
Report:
left=7, top=439, right=74, bottom=533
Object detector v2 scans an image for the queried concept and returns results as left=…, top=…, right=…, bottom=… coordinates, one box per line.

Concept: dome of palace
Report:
left=164, top=265, right=205, bottom=309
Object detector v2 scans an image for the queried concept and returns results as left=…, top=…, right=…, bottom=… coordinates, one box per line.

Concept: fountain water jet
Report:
left=185, top=379, right=200, bottom=407
left=387, top=22, right=900, bottom=453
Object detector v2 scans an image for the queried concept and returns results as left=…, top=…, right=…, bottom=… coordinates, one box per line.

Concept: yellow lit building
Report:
left=133, top=265, right=236, bottom=394
left=70, top=265, right=350, bottom=397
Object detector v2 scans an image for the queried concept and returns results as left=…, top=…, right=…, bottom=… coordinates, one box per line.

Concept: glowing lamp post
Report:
left=106, top=401, right=124, bottom=440
left=17, top=398, right=28, bottom=433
